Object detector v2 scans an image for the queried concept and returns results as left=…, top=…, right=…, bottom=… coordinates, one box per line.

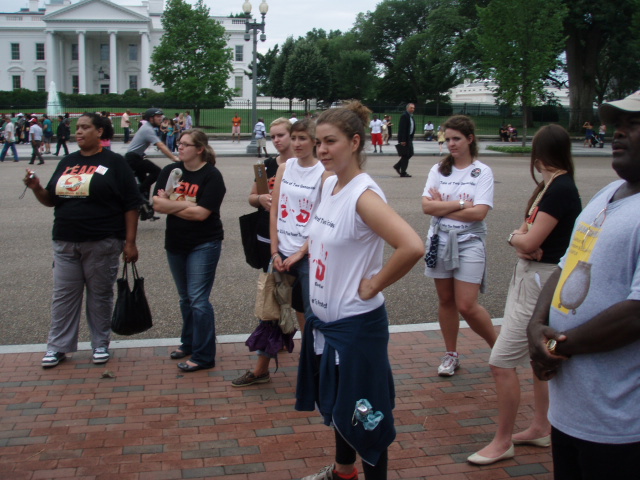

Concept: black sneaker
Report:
left=42, top=350, right=66, bottom=368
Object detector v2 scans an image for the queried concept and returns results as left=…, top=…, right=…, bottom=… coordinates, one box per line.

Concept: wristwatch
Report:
left=507, top=233, right=516, bottom=245
left=459, top=199, right=465, bottom=210
left=546, top=339, right=557, bottom=355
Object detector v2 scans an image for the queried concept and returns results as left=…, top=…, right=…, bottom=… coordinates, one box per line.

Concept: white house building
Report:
left=0, top=0, right=253, bottom=98
left=449, top=79, right=570, bottom=107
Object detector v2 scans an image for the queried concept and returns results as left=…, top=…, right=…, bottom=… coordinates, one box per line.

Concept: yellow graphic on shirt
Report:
left=553, top=220, right=602, bottom=314
left=55, top=173, right=92, bottom=197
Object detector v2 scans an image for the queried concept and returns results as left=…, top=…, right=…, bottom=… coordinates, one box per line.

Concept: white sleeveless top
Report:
left=276, top=158, right=325, bottom=256
left=308, top=173, right=386, bottom=323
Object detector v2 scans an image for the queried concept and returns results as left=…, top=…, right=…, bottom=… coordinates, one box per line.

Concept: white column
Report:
left=77, top=30, right=86, bottom=94
left=45, top=30, right=57, bottom=88
left=140, top=31, right=150, bottom=89
left=109, top=31, right=118, bottom=94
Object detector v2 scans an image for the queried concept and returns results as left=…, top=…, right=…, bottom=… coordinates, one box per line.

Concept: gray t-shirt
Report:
left=127, top=121, right=161, bottom=156
left=549, top=179, right=640, bottom=444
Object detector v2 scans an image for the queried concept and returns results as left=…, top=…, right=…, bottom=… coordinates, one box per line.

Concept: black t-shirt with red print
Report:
left=155, top=161, right=226, bottom=253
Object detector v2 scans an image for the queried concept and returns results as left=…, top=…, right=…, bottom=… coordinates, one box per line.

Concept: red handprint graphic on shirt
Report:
left=296, top=198, right=313, bottom=224
left=314, top=244, right=328, bottom=281
left=280, top=193, right=290, bottom=218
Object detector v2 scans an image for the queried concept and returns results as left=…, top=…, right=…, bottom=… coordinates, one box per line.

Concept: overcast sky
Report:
left=2, top=0, right=379, bottom=54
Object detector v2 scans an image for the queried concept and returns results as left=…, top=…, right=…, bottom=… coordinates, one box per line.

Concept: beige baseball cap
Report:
left=599, top=90, right=640, bottom=124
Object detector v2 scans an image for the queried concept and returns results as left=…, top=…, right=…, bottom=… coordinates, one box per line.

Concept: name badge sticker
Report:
left=96, top=165, right=108, bottom=175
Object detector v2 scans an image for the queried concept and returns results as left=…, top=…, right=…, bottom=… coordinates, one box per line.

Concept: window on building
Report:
left=234, top=76, right=243, bottom=97
left=100, top=84, right=110, bottom=95
left=11, top=43, right=20, bottom=60
left=36, top=43, right=45, bottom=60
left=71, top=44, right=78, bottom=61
left=128, top=44, right=138, bottom=61
left=129, top=75, right=138, bottom=90
left=100, top=44, right=109, bottom=61
left=235, top=45, right=243, bottom=62
left=72, top=75, right=79, bottom=94
left=37, top=75, right=46, bottom=92
left=12, top=76, right=21, bottom=89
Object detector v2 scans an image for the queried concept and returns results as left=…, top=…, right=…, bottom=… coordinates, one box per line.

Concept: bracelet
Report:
left=271, top=252, right=280, bottom=259
left=256, top=194, right=261, bottom=206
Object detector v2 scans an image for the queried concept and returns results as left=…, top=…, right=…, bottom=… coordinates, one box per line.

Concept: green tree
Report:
left=150, top=0, right=233, bottom=125
left=268, top=37, right=296, bottom=109
left=476, top=0, right=567, bottom=144
left=246, top=45, right=279, bottom=96
left=562, top=0, right=640, bottom=130
left=283, top=40, right=331, bottom=111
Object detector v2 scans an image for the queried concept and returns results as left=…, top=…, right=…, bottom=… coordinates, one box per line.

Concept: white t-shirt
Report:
left=3, top=121, right=15, bottom=142
left=308, top=173, right=386, bottom=354
left=422, top=160, right=494, bottom=242
left=276, top=158, right=325, bottom=256
left=369, top=119, right=383, bottom=134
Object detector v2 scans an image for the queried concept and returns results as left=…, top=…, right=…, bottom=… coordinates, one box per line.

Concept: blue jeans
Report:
left=166, top=241, right=221, bottom=368
left=0, top=141, right=18, bottom=161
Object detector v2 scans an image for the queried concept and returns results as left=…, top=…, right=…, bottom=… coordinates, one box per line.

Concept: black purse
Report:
left=111, top=262, right=153, bottom=336
left=239, top=210, right=267, bottom=269
left=425, top=219, right=441, bottom=268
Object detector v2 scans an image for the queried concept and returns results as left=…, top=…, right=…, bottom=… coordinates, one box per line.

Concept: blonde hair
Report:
left=270, top=117, right=292, bottom=132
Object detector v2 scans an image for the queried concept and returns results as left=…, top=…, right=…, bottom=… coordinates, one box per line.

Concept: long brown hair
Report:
left=438, top=115, right=478, bottom=176
left=524, top=124, right=574, bottom=217
left=182, top=129, right=216, bottom=165
left=316, top=101, right=372, bottom=167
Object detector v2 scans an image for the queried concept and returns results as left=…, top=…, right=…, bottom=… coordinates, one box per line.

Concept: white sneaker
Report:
left=301, top=465, right=341, bottom=480
left=92, top=347, right=110, bottom=364
left=437, top=353, right=460, bottom=376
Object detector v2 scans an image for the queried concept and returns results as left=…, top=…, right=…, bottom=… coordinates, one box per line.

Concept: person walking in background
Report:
left=153, top=130, right=226, bottom=372
left=382, top=115, right=390, bottom=145
left=597, top=122, right=606, bottom=148
left=393, top=103, right=416, bottom=177
left=385, top=115, right=393, bottom=144
left=184, top=111, right=193, bottom=130
left=369, top=114, right=384, bottom=153
left=0, top=114, right=19, bottom=162
left=468, top=125, right=581, bottom=466
left=121, top=110, right=131, bottom=143
left=254, top=118, right=268, bottom=158
left=437, top=125, right=446, bottom=154
left=297, top=101, right=424, bottom=480
left=55, top=115, right=70, bottom=157
left=232, top=113, right=242, bottom=143
left=29, top=118, right=44, bottom=165
left=422, top=115, right=496, bottom=377
left=166, top=118, right=176, bottom=153
left=42, top=114, right=53, bottom=154
left=527, top=90, right=640, bottom=480
left=582, top=121, right=594, bottom=147
left=23, top=112, right=140, bottom=369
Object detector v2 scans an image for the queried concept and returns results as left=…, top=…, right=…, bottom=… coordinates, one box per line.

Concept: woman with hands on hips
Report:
left=422, top=115, right=496, bottom=378
left=153, top=129, right=226, bottom=373
left=467, top=124, right=581, bottom=465
left=24, top=112, right=141, bottom=369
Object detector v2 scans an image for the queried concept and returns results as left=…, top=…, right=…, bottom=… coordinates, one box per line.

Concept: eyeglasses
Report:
left=580, top=207, right=607, bottom=251
left=177, top=142, right=195, bottom=148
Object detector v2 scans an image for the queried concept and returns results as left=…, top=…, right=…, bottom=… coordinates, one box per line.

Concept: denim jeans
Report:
left=0, top=141, right=18, bottom=161
left=166, top=240, right=221, bottom=368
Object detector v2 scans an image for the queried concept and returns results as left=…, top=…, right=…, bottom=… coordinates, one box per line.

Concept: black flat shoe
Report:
left=170, top=350, right=188, bottom=360
left=177, top=362, right=213, bottom=372
left=401, top=172, right=412, bottom=177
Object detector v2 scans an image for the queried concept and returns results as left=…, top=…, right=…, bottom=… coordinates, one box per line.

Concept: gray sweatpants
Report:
left=48, top=238, right=123, bottom=353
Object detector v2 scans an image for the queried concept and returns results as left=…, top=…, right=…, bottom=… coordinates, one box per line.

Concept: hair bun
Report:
left=344, top=101, right=372, bottom=127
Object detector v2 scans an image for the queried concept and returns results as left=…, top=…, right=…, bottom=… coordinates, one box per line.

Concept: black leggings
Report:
left=125, top=152, right=161, bottom=200
left=335, top=426, right=388, bottom=480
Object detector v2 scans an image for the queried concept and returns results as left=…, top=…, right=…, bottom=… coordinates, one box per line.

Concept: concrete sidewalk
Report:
left=0, top=136, right=611, bottom=162
left=0, top=322, right=553, bottom=480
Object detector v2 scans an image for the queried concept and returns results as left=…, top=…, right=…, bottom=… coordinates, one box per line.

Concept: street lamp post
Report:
left=242, top=0, right=268, bottom=155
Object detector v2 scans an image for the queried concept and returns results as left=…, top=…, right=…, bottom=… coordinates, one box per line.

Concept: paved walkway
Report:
left=0, top=323, right=553, bottom=480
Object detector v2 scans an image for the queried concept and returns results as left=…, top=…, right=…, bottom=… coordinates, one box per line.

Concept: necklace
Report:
left=527, top=170, right=566, bottom=217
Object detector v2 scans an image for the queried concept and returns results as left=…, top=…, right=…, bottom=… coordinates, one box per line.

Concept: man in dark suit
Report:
left=393, top=103, right=416, bottom=177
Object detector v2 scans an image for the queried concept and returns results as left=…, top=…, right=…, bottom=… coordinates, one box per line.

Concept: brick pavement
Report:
left=0, top=326, right=553, bottom=480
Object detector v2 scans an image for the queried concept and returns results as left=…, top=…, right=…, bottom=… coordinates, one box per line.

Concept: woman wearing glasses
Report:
left=468, top=125, right=581, bottom=465
left=153, top=130, right=226, bottom=372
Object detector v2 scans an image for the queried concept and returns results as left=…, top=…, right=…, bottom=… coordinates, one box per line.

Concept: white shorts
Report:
left=257, top=137, right=266, bottom=148
left=424, top=237, right=485, bottom=284
left=490, top=259, right=558, bottom=368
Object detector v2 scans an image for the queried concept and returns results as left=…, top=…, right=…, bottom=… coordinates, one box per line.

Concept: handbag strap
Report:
left=130, top=261, right=141, bottom=280
left=121, top=261, right=129, bottom=281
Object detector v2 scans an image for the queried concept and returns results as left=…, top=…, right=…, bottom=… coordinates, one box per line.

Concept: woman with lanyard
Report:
left=296, top=102, right=424, bottom=480
left=468, top=125, right=581, bottom=465
left=232, top=117, right=306, bottom=387
left=23, top=112, right=140, bottom=368
left=422, top=115, right=497, bottom=377
left=270, top=118, right=330, bottom=334
left=153, top=130, right=226, bottom=372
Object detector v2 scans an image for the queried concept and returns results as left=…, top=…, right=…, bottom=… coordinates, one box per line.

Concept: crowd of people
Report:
left=18, top=90, right=640, bottom=480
